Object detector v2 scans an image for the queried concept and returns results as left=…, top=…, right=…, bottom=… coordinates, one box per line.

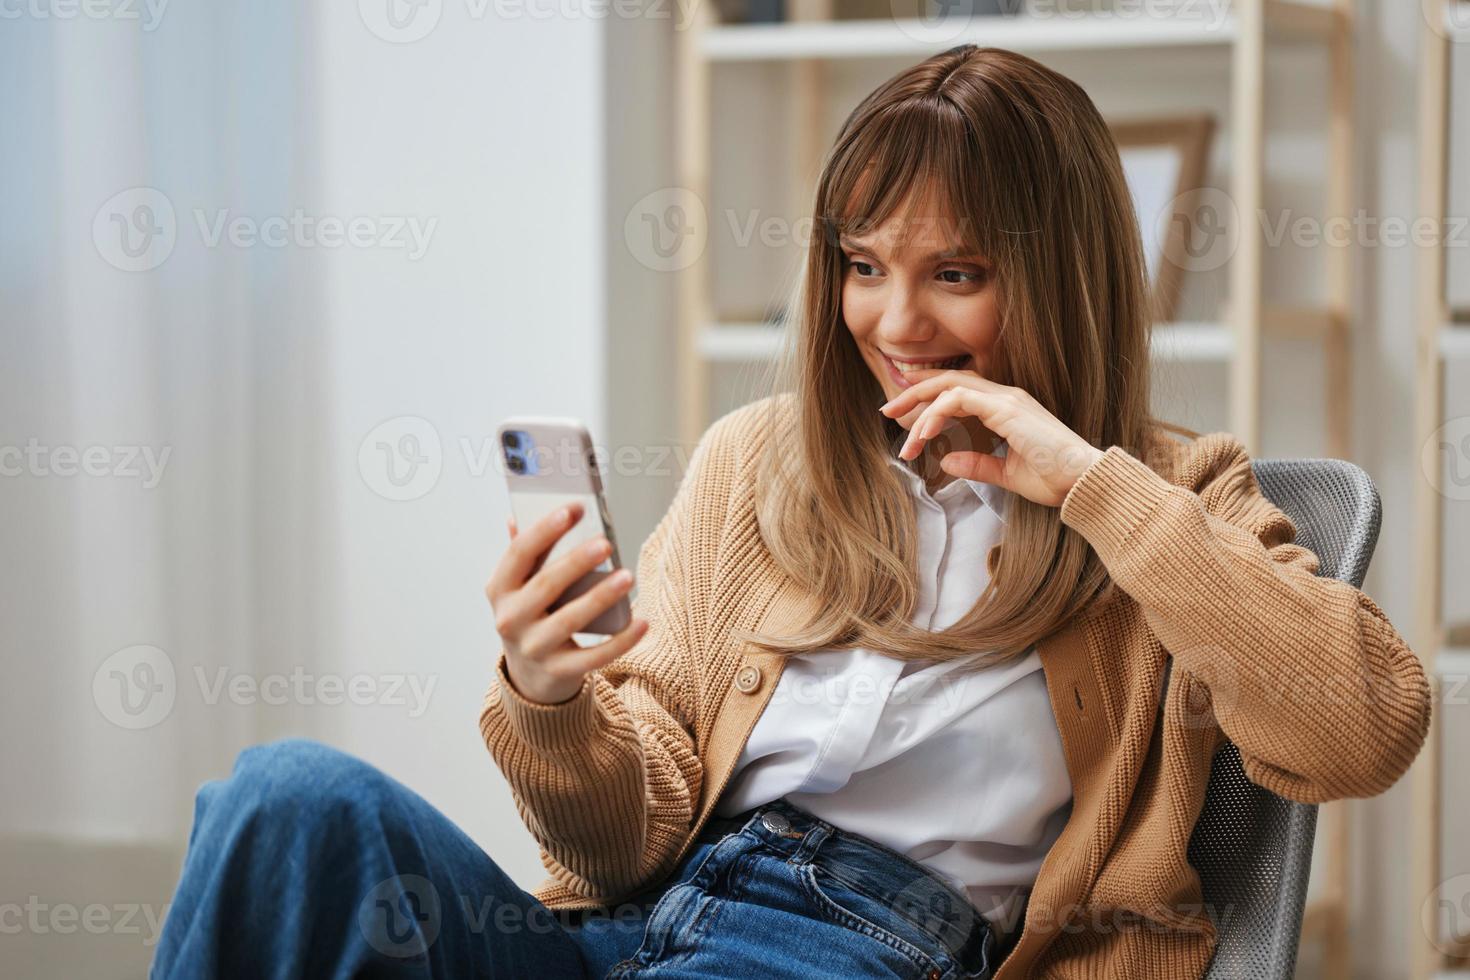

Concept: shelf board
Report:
left=1152, top=321, right=1235, bottom=361
left=698, top=321, right=1234, bottom=363
left=700, top=2, right=1343, bottom=62
left=1436, top=647, right=1470, bottom=681
left=1441, top=324, right=1470, bottom=359
left=698, top=322, right=785, bottom=361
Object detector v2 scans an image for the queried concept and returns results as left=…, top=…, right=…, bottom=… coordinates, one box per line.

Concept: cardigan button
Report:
left=734, top=664, right=762, bottom=694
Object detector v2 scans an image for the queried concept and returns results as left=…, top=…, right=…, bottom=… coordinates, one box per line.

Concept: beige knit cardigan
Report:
left=479, top=394, right=1431, bottom=979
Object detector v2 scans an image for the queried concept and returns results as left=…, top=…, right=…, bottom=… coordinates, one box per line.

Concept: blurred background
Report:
left=1, top=0, right=1468, bottom=977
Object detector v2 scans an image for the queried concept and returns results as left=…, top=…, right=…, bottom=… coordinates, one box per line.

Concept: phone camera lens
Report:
left=507, top=454, right=526, bottom=474
left=502, top=431, right=523, bottom=449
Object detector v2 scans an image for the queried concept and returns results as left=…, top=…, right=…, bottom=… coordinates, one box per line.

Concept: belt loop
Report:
left=787, top=821, right=829, bottom=865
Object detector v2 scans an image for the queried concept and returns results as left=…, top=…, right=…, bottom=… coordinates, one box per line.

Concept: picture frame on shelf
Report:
left=1108, top=113, right=1216, bottom=324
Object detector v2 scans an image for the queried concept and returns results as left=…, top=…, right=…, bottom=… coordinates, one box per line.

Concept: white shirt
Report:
left=715, top=438, right=1074, bottom=938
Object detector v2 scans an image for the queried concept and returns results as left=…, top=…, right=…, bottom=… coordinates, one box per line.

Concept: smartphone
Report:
left=497, top=416, right=632, bottom=635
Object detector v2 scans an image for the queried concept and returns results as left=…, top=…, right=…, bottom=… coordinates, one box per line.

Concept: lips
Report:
left=878, top=350, right=972, bottom=389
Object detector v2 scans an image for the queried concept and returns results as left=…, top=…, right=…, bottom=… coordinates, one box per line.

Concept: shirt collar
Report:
left=885, top=434, right=1010, bottom=525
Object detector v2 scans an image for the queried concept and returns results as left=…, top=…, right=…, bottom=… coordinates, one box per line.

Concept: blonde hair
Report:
left=741, top=44, right=1196, bottom=670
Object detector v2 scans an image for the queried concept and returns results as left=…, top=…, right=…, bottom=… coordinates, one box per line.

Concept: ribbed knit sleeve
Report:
left=477, top=415, right=734, bottom=900
left=1058, top=436, right=1432, bottom=803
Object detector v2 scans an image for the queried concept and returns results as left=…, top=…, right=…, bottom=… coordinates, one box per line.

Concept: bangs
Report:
left=822, top=96, right=1004, bottom=263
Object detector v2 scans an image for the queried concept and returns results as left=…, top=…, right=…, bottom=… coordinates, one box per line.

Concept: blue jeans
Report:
left=151, top=738, right=999, bottom=979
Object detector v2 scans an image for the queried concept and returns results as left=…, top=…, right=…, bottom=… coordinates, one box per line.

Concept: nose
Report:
left=873, top=277, right=936, bottom=347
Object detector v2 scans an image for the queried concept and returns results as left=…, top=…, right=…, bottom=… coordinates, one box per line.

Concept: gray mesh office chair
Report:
left=1186, top=458, right=1382, bottom=980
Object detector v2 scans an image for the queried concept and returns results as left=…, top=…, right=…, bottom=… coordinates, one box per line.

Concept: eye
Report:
left=843, top=253, right=880, bottom=278
left=938, top=267, right=987, bottom=285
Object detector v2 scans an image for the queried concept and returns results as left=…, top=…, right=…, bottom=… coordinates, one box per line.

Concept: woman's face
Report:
left=840, top=191, right=1002, bottom=439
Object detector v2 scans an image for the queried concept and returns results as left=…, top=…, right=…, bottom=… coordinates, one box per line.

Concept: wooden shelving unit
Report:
left=677, top=0, right=1357, bottom=460
left=1412, top=1, right=1470, bottom=977
left=675, top=1, right=1357, bottom=973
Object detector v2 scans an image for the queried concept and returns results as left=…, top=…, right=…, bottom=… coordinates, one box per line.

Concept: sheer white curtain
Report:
left=1, top=0, right=622, bottom=900
left=0, top=1, right=330, bottom=845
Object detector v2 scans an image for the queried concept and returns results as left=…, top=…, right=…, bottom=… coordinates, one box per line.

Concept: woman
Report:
left=151, top=45, right=1431, bottom=979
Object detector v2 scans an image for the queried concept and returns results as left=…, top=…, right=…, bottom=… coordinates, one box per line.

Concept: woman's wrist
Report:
left=502, top=654, right=585, bottom=707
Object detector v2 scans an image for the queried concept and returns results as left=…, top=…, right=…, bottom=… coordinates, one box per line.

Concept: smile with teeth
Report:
left=886, top=353, right=971, bottom=373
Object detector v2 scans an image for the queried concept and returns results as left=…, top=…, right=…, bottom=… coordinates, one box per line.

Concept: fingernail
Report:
left=584, top=537, right=610, bottom=557
left=612, top=569, right=633, bottom=586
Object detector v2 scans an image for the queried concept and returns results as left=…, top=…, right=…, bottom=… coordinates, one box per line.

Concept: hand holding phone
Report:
left=486, top=418, right=648, bottom=705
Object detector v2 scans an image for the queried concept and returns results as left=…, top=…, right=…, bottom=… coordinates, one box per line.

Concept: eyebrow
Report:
left=838, top=236, right=984, bottom=263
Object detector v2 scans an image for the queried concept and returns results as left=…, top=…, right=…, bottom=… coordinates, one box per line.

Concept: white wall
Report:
left=308, top=1, right=612, bottom=890
left=306, top=0, right=679, bottom=893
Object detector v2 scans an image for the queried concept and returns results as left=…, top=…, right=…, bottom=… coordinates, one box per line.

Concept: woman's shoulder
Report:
left=696, top=393, right=797, bottom=472
left=1140, top=421, right=1296, bottom=539
left=1140, top=420, right=1256, bottom=492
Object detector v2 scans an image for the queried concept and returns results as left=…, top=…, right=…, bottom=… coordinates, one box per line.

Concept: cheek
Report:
left=944, top=297, right=1001, bottom=362
left=841, top=283, right=878, bottom=339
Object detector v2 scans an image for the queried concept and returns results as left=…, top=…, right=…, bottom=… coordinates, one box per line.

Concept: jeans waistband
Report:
left=700, top=796, right=994, bottom=975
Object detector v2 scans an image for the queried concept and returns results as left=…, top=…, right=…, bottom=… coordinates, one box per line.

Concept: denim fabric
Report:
left=151, top=738, right=998, bottom=979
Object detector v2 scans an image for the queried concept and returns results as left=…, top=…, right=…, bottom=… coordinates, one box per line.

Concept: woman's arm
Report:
left=478, top=416, right=733, bottom=900
left=1058, top=434, right=1432, bottom=803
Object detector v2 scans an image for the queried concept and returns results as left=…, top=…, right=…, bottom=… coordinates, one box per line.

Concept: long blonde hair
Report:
left=741, top=44, right=1196, bottom=670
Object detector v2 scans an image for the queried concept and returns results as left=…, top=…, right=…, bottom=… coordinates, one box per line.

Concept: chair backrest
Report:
left=1189, top=458, right=1383, bottom=980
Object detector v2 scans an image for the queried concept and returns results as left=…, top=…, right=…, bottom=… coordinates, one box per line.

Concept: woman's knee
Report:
left=211, top=737, right=403, bottom=832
